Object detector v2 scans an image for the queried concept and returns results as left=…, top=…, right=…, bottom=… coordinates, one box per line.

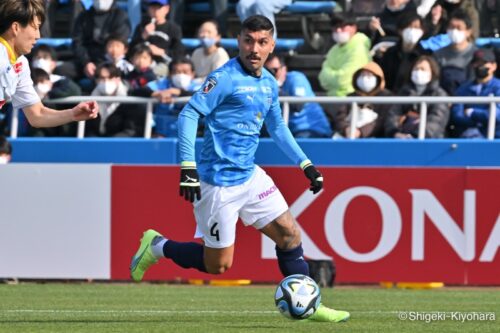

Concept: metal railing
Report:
left=9, top=95, right=500, bottom=140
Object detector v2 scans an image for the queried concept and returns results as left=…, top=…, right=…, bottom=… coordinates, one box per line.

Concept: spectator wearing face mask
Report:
left=190, top=20, right=229, bottom=80
left=385, top=55, right=449, bottom=138
left=369, top=0, right=418, bottom=44
left=449, top=48, right=500, bottom=138
left=132, top=58, right=202, bottom=137
left=0, top=135, right=12, bottom=164
left=30, top=45, right=82, bottom=100
left=87, top=63, right=146, bottom=137
left=432, top=10, right=477, bottom=95
left=264, top=53, right=332, bottom=138
left=440, top=0, right=479, bottom=38
left=377, top=12, right=429, bottom=91
left=319, top=13, right=371, bottom=97
left=72, top=0, right=131, bottom=81
left=29, top=68, right=81, bottom=137
left=334, top=62, right=393, bottom=138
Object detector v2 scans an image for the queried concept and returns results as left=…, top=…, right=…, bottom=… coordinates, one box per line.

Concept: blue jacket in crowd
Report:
left=280, top=71, right=332, bottom=138
left=450, top=77, right=500, bottom=138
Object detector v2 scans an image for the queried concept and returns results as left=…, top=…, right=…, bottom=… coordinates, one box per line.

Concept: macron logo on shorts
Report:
left=258, top=185, right=277, bottom=200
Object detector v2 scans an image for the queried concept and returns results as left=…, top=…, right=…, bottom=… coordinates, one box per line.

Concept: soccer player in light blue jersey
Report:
left=130, top=15, right=350, bottom=323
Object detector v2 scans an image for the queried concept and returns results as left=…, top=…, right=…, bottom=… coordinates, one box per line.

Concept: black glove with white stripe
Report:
left=301, top=160, right=323, bottom=194
left=179, top=162, right=201, bottom=202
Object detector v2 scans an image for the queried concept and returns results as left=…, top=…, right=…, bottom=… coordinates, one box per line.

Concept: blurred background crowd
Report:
left=0, top=0, right=499, bottom=140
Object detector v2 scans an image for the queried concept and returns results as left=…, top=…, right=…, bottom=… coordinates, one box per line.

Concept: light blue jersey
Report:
left=178, top=57, right=308, bottom=186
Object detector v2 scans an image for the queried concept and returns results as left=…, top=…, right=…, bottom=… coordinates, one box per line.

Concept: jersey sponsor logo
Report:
left=202, top=77, right=217, bottom=94
left=235, top=86, right=257, bottom=93
left=258, top=185, right=278, bottom=200
left=261, top=86, right=272, bottom=93
left=13, top=62, right=22, bottom=74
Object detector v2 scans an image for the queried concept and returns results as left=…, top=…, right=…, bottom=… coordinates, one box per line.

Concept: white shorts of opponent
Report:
left=193, top=165, right=288, bottom=248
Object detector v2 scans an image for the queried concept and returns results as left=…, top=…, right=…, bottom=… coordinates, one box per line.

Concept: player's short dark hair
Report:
left=0, top=0, right=46, bottom=35
left=448, top=9, right=473, bottom=29
left=0, top=136, right=12, bottom=155
left=241, top=15, right=274, bottom=36
left=95, top=63, right=122, bottom=79
left=169, top=57, right=194, bottom=73
left=31, top=67, right=50, bottom=84
left=32, top=44, right=58, bottom=61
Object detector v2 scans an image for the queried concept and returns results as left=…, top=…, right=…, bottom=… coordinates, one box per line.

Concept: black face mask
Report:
left=475, top=66, right=489, bottom=79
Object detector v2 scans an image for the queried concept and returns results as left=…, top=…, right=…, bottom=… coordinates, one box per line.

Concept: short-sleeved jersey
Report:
left=0, top=39, right=40, bottom=110
left=180, top=57, right=307, bottom=186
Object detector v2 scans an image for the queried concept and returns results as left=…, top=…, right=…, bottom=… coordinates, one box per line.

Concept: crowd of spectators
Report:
left=0, top=0, right=498, bottom=139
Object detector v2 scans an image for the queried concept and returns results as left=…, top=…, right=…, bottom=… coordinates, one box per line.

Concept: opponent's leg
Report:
left=260, top=211, right=350, bottom=323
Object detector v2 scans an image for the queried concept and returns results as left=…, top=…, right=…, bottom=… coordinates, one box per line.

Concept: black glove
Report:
left=179, top=163, right=201, bottom=202
left=302, top=162, right=323, bottom=194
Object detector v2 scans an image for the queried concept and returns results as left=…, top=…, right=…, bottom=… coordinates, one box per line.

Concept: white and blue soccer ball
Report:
left=274, top=274, right=321, bottom=320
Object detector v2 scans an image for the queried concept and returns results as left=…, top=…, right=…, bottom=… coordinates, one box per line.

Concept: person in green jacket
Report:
left=319, top=13, right=372, bottom=97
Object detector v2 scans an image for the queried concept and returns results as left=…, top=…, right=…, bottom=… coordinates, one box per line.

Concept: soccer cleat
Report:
left=130, top=229, right=164, bottom=282
left=307, top=304, right=350, bottom=322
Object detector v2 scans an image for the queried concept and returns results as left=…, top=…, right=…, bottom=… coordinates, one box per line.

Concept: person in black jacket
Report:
left=130, top=0, right=185, bottom=77
left=377, top=12, right=429, bottom=91
left=71, top=0, right=131, bottom=81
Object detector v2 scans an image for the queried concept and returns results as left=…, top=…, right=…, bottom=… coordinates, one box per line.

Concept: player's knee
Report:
left=205, top=262, right=232, bottom=275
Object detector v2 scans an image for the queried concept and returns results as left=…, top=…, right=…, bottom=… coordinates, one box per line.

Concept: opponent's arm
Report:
left=23, top=101, right=98, bottom=128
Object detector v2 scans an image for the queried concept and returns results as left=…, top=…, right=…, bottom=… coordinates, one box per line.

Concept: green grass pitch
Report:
left=0, top=283, right=498, bottom=333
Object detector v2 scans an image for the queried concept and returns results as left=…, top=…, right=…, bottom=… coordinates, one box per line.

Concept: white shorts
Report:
left=193, top=165, right=289, bottom=248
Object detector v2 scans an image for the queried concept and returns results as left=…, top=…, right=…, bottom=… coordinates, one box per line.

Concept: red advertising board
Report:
left=111, top=166, right=500, bottom=285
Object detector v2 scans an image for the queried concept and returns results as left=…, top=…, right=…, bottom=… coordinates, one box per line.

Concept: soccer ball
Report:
left=274, top=274, right=321, bottom=320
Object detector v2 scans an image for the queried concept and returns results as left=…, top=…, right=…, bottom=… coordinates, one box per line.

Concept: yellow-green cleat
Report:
left=130, top=229, right=163, bottom=282
left=307, top=304, right=350, bottom=322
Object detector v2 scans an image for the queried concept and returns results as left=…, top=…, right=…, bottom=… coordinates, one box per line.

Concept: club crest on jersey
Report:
left=202, top=78, right=217, bottom=94
left=13, top=62, right=22, bottom=74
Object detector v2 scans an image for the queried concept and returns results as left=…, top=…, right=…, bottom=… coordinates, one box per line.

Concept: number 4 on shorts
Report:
left=210, top=223, right=220, bottom=242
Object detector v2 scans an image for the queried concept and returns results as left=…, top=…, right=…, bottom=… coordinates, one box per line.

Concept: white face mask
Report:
left=411, top=69, right=432, bottom=86
left=447, top=29, right=466, bottom=44
left=0, top=156, right=9, bottom=164
left=332, top=31, right=351, bottom=45
left=356, top=74, right=377, bottom=92
left=94, top=0, right=114, bottom=12
left=402, top=28, right=423, bottom=45
left=32, top=58, right=53, bottom=74
left=171, top=73, right=192, bottom=90
left=35, top=83, right=52, bottom=98
left=97, top=81, right=118, bottom=95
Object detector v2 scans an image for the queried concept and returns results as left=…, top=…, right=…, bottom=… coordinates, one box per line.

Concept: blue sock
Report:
left=275, top=243, right=309, bottom=277
left=163, top=240, right=207, bottom=273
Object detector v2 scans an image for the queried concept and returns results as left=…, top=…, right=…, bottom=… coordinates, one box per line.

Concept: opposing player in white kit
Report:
left=131, top=15, right=349, bottom=322
left=0, top=0, right=98, bottom=128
